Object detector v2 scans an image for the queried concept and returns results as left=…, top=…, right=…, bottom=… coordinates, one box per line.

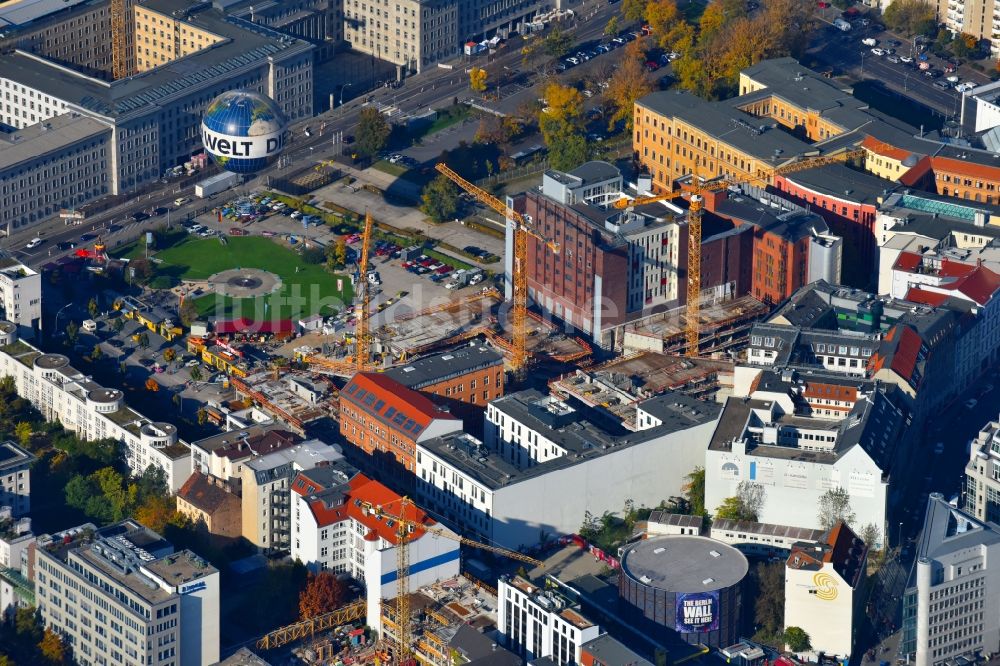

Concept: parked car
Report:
left=870, top=47, right=885, bottom=56
left=887, top=55, right=900, bottom=63
left=900, top=55, right=913, bottom=63
left=132, top=211, right=149, bottom=222
left=57, top=241, right=77, bottom=251
left=25, top=238, right=44, bottom=249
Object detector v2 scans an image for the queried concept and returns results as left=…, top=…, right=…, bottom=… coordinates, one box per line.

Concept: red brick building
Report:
left=339, top=373, right=462, bottom=476
left=383, top=344, right=505, bottom=406
left=772, top=164, right=891, bottom=288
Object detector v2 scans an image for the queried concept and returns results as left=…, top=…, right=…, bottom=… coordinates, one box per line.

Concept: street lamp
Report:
left=53, top=302, right=73, bottom=338
left=898, top=521, right=904, bottom=548
left=339, top=82, right=353, bottom=106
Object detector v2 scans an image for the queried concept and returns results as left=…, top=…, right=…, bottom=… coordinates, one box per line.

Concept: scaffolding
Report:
left=257, top=600, right=367, bottom=650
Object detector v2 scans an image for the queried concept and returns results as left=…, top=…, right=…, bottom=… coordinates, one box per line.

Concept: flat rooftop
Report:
left=620, top=535, right=748, bottom=592
left=143, top=549, right=217, bottom=588
left=0, top=0, right=312, bottom=119
left=0, top=441, right=33, bottom=470
left=384, top=343, right=503, bottom=390
left=0, top=0, right=93, bottom=27
left=779, top=163, right=896, bottom=205
left=0, top=113, right=110, bottom=171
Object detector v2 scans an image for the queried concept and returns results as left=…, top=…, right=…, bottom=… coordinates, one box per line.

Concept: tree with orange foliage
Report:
left=541, top=82, right=584, bottom=124
left=38, top=628, right=66, bottom=664
left=134, top=494, right=184, bottom=533
left=606, top=51, right=655, bottom=131
left=299, top=571, right=348, bottom=619
left=469, top=67, right=488, bottom=93
left=145, top=377, right=160, bottom=392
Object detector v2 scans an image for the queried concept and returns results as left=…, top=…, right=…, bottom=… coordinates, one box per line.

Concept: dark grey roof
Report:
left=636, top=391, right=720, bottom=426
left=916, top=493, right=1000, bottom=563
left=449, top=625, right=523, bottom=666
left=567, top=160, right=621, bottom=185
left=647, top=511, right=704, bottom=530
left=0, top=0, right=312, bottom=119
left=711, top=517, right=826, bottom=542
left=636, top=90, right=818, bottom=162
left=213, top=647, right=272, bottom=665
left=421, top=390, right=720, bottom=490
left=620, top=535, right=748, bottom=592
left=713, top=195, right=829, bottom=242
left=580, top=635, right=653, bottom=666
left=780, top=163, right=896, bottom=206
left=384, top=344, right=503, bottom=390
left=0, top=441, right=34, bottom=471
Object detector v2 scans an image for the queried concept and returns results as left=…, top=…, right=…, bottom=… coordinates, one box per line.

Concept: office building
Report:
left=0, top=441, right=33, bottom=518
left=240, top=439, right=352, bottom=552
left=498, top=575, right=601, bottom=664
left=339, top=372, right=462, bottom=476
left=706, top=368, right=906, bottom=544
left=0, top=260, right=41, bottom=339
left=0, top=0, right=314, bottom=205
left=383, top=343, right=506, bottom=406
left=784, top=522, right=868, bottom=659
left=417, top=390, right=720, bottom=548
left=290, top=470, right=460, bottom=632
left=0, top=510, right=36, bottom=622
left=0, top=113, right=112, bottom=235
left=965, top=415, right=1000, bottom=524
left=901, top=494, right=1000, bottom=666
left=35, top=520, right=220, bottom=666
left=343, top=0, right=457, bottom=73
left=0, top=325, right=191, bottom=491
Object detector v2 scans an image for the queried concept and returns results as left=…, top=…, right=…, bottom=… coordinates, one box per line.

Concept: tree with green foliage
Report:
left=88, top=298, right=98, bottom=319
left=683, top=467, right=707, bottom=516
left=137, top=332, right=149, bottom=349
left=604, top=15, right=620, bottom=37
left=882, top=0, right=936, bottom=36
left=356, top=107, right=391, bottom=158
left=541, top=117, right=589, bottom=170
left=197, top=407, right=207, bottom=425
left=14, top=422, right=32, bottom=449
left=754, top=562, right=785, bottom=641
left=622, top=0, right=648, bottom=21
left=325, top=240, right=348, bottom=271
left=715, top=482, right=765, bottom=521
left=544, top=27, right=575, bottom=57
left=65, top=321, right=78, bottom=345
left=818, top=487, right=855, bottom=530
left=783, top=626, right=811, bottom=652
left=112, top=317, right=125, bottom=333
left=420, top=175, right=461, bottom=222
left=91, top=344, right=103, bottom=361
left=190, top=366, right=203, bottom=383
left=178, top=299, right=199, bottom=327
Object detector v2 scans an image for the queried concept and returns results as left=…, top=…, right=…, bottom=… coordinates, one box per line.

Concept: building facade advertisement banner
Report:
left=675, top=591, right=719, bottom=633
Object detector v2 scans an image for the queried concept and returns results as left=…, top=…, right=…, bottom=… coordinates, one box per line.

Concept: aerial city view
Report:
left=5, top=0, right=1000, bottom=663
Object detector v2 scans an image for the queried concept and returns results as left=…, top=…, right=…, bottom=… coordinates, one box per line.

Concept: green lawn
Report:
left=372, top=160, right=411, bottom=177
left=150, top=236, right=353, bottom=320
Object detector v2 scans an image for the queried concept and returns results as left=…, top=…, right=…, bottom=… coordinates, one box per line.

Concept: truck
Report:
left=444, top=268, right=484, bottom=289
left=195, top=171, right=241, bottom=198
left=833, top=17, right=851, bottom=31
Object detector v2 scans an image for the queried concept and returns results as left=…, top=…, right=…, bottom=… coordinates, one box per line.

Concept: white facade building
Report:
left=290, top=469, right=461, bottom=632
left=0, top=322, right=191, bottom=491
left=784, top=522, right=867, bottom=659
left=415, top=389, right=720, bottom=549
left=902, top=494, right=1000, bottom=666
left=966, top=415, right=1000, bottom=525
left=0, top=441, right=33, bottom=518
left=497, top=575, right=601, bottom=665
left=705, top=370, right=906, bottom=546
left=35, top=520, right=220, bottom=666
left=0, top=261, right=41, bottom=339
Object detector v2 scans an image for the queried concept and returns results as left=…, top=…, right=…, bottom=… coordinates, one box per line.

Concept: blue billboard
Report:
left=675, top=591, right=719, bottom=633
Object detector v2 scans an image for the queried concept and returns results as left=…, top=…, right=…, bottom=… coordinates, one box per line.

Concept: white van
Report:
left=82, top=319, right=98, bottom=333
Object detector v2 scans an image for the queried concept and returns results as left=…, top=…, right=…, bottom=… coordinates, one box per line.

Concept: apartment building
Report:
left=0, top=114, right=112, bottom=236
left=900, top=494, right=1000, bottom=666
left=0, top=261, right=40, bottom=340
left=338, top=372, right=462, bottom=477
left=935, top=0, right=1000, bottom=57
left=0, top=441, right=33, bottom=519
left=498, top=575, right=601, bottom=665
left=240, top=440, right=353, bottom=552
left=35, top=520, right=219, bottom=666
left=0, top=324, right=191, bottom=491
left=706, top=368, right=907, bottom=544
left=133, top=3, right=226, bottom=72
left=0, top=511, right=35, bottom=622
left=784, top=522, right=868, bottom=659
left=416, top=390, right=720, bottom=548
left=175, top=473, right=242, bottom=541
left=290, top=470, right=461, bottom=631
left=189, top=425, right=300, bottom=485
left=383, top=343, right=505, bottom=406
left=343, top=0, right=458, bottom=73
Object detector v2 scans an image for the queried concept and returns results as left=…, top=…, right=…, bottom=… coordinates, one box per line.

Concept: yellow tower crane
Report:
left=434, top=163, right=559, bottom=376
left=360, top=498, right=542, bottom=666
left=355, top=210, right=374, bottom=371
left=112, top=0, right=129, bottom=80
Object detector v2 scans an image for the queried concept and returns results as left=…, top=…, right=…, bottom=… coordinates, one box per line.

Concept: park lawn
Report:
left=152, top=236, right=353, bottom=320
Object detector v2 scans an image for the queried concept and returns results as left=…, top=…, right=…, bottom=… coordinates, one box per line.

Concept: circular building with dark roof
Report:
left=619, top=535, right=748, bottom=648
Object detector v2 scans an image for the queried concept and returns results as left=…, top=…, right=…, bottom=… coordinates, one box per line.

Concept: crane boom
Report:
left=433, top=163, right=558, bottom=376
left=112, top=0, right=128, bottom=80
left=611, top=190, right=683, bottom=210
left=356, top=210, right=374, bottom=371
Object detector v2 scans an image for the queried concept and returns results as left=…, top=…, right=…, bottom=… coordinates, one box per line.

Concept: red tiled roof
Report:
left=929, top=156, right=1000, bottom=181
left=825, top=521, right=867, bottom=587
left=893, top=251, right=922, bottom=272
left=294, top=471, right=436, bottom=543
left=898, top=156, right=933, bottom=187
left=905, top=287, right=949, bottom=307
left=866, top=324, right=922, bottom=383
left=956, top=266, right=1000, bottom=305
left=178, top=472, right=238, bottom=514
left=341, top=372, right=457, bottom=438
left=862, top=135, right=913, bottom=161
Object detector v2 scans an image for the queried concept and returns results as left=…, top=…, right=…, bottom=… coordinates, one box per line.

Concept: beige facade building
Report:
left=936, top=0, right=1000, bottom=55
left=133, top=4, right=226, bottom=72
left=344, top=0, right=458, bottom=73
left=176, top=472, right=242, bottom=541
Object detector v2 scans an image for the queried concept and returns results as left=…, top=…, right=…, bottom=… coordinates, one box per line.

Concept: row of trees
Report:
left=0, top=607, right=68, bottom=664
